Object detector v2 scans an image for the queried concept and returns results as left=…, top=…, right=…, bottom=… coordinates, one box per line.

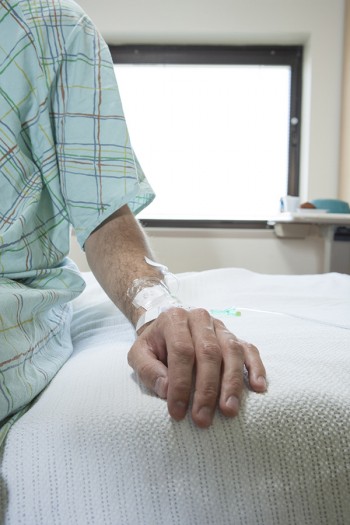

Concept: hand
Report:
left=128, top=307, right=267, bottom=428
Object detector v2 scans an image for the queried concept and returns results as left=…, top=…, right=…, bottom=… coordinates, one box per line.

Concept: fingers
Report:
left=241, top=340, right=267, bottom=393
left=163, top=309, right=195, bottom=421
left=216, top=326, right=267, bottom=417
left=128, top=308, right=196, bottom=418
left=189, top=316, right=267, bottom=427
left=215, top=325, right=245, bottom=418
left=128, top=308, right=267, bottom=429
left=187, top=309, right=223, bottom=428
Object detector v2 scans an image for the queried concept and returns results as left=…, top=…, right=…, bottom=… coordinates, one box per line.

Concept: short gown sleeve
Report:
left=0, top=1, right=154, bottom=435
left=50, top=14, right=154, bottom=247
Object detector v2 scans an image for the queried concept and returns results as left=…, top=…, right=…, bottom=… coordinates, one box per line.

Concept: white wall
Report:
left=72, top=0, right=346, bottom=274
left=340, top=0, right=350, bottom=205
left=145, top=227, right=327, bottom=274
left=70, top=225, right=330, bottom=275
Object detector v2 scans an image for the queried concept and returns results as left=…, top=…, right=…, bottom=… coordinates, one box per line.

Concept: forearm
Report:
left=84, top=204, right=164, bottom=328
left=85, top=205, right=267, bottom=429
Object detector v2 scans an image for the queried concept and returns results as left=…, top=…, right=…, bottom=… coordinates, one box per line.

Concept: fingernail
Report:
left=257, top=376, right=267, bottom=390
left=196, top=406, right=213, bottom=427
left=175, top=401, right=187, bottom=412
left=154, top=377, right=167, bottom=398
left=226, top=396, right=240, bottom=413
left=172, top=401, right=187, bottom=421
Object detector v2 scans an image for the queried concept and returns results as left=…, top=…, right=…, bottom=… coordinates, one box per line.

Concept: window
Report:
left=109, top=45, right=302, bottom=227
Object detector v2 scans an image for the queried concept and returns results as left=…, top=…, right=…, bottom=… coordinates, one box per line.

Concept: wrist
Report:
left=127, top=275, right=181, bottom=331
left=135, top=301, right=185, bottom=333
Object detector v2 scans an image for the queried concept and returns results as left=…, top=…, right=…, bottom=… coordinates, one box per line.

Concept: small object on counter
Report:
left=299, top=201, right=316, bottom=209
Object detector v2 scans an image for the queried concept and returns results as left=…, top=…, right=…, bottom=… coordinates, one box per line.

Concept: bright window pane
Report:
left=115, top=64, right=291, bottom=220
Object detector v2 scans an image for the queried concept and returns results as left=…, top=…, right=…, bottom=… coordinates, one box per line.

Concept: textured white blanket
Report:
left=1, top=269, right=350, bottom=525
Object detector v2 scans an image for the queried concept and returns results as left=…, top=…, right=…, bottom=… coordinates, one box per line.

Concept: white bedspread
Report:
left=1, top=268, right=350, bottom=525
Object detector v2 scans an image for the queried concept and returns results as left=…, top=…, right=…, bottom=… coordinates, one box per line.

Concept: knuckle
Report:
left=226, top=339, right=245, bottom=359
left=246, top=342, right=259, bottom=355
left=236, top=338, right=259, bottom=353
left=214, top=318, right=226, bottom=330
left=137, top=361, right=156, bottom=381
left=190, top=307, right=210, bottom=321
left=172, top=378, right=191, bottom=395
left=163, top=307, right=187, bottom=321
left=199, top=341, right=222, bottom=363
left=235, top=344, right=245, bottom=359
left=227, top=374, right=244, bottom=391
left=171, top=340, right=194, bottom=362
left=196, top=383, right=219, bottom=403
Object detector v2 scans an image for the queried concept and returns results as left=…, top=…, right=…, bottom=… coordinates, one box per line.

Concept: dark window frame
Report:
left=109, top=44, right=303, bottom=229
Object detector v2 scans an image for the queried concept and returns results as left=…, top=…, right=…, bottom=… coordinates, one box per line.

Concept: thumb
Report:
left=128, top=341, right=169, bottom=398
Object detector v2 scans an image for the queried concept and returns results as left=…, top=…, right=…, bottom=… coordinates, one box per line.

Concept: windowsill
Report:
left=139, top=219, right=270, bottom=229
left=268, top=212, right=350, bottom=225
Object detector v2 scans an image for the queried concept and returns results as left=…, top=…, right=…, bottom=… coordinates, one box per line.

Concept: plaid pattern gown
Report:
left=0, top=0, right=154, bottom=440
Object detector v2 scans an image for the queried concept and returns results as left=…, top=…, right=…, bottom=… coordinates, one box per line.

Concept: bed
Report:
left=1, top=267, right=350, bottom=525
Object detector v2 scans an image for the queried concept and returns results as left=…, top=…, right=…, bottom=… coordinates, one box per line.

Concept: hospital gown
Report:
left=0, top=0, right=154, bottom=440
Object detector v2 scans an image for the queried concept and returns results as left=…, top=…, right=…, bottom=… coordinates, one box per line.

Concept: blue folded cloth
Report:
left=310, top=199, right=350, bottom=213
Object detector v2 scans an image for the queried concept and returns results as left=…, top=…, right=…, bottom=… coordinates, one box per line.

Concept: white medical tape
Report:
left=136, top=303, right=191, bottom=332
left=129, top=256, right=183, bottom=331
left=144, top=256, right=179, bottom=293
left=132, top=283, right=172, bottom=310
left=144, top=256, right=169, bottom=274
